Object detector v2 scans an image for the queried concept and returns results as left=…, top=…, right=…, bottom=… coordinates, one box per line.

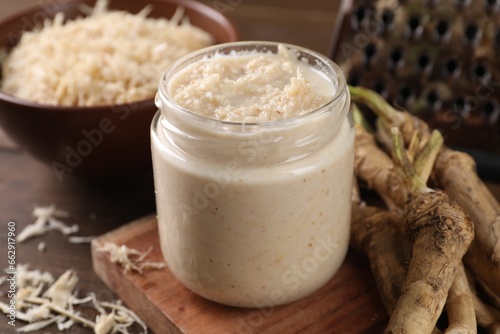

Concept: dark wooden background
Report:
left=0, top=1, right=499, bottom=333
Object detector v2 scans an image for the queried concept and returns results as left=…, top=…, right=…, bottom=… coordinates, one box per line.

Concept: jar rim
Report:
left=156, top=41, right=348, bottom=130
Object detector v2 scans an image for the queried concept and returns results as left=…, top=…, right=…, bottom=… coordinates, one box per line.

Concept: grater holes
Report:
left=380, top=9, right=394, bottom=29
left=436, top=20, right=449, bottom=35
left=443, top=58, right=461, bottom=78
left=407, top=15, right=422, bottom=38
left=426, top=89, right=441, bottom=111
left=397, top=85, right=413, bottom=106
left=483, top=100, right=499, bottom=123
left=471, top=61, right=491, bottom=84
left=352, top=6, right=368, bottom=31
left=373, top=80, right=387, bottom=98
left=464, top=23, right=481, bottom=46
left=363, top=43, right=377, bottom=66
left=453, top=96, right=472, bottom=118
left=485, top=0, right=499, bottom=9
left=417, top=53, right=433, bottom=75
left=427, top=90, right=439, bottom=104
left=389, top=48, right=404, bottom=69
left=434, top=19, right=451, bottom=42
left=365, top=43, right=376, bottom=57
left=336, top=0, right=500, bottom=153
left=409, top=16, right=420, bottom=31
left=465, top=24, right=478, bottom=40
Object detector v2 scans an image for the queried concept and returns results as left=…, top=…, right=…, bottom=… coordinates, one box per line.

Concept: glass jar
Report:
left=151, top=41, right=354, bottom=308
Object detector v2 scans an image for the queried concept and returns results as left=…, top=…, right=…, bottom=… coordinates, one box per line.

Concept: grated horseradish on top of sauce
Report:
left=168, top=45, right=333, bottom=123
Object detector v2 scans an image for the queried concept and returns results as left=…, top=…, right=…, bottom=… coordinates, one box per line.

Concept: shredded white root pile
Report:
left=18, top=204, right=95, bottom=245
left=5, top=204, right=163, bottom=333
left=0, top=265, right=147, bottom=334
left=18, top=204, right=77, bottom=243
left=96, top=243, right=166, bottom=274
left=1, top=0, right=214, bottom=106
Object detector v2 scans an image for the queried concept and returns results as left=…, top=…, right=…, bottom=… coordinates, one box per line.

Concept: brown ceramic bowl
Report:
left=0, top=0, right=237, bottom=181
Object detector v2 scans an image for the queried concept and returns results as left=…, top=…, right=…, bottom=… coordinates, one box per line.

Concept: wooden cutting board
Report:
left=91, top=214, right=388, bottom=333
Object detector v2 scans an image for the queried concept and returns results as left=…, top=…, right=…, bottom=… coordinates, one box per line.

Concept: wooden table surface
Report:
left=0, top=1, right=499, bottom=334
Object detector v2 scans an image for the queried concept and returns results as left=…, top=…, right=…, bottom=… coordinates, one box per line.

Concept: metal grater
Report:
left=329, top=0, right=500, bottom=178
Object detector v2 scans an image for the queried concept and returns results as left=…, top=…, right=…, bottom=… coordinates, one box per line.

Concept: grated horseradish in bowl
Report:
left=0, top=0, right=237, bottom=180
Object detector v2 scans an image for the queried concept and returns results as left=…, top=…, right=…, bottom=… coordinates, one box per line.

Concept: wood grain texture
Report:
left=92, top=215, right=388, bottom=334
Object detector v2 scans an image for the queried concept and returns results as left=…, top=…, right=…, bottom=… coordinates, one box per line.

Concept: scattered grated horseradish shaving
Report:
left=17, top=204, right=78, bottom=243
left=68, top=236, right=95, bottom=244
left=37, top=241, right=46, bottom=252
left=43, top=270, right=79, bottom=308
left=0, top=265, right=148, bottom=333
left=95, top=313, right=115, bottom=334
left=17, top=315, right=65, bottom=332
left=1, top=0, right=214, bottom=106
left=16, top=264, right=55, bottom=289
left=96, top=243, right=166, bottom=274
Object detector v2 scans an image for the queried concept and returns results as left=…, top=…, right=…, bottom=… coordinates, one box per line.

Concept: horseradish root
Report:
left=351, top=179, right=410, bottom=314
left=349, top=85, right=500, bottom=299
left=384, top=128, right=474, bottom=334
left=349, top=85, right=431, bottom=148
left=444, top=263, right=477, bottom=334
left=352, top=104, right=406, bottom=210
left=350, top=205, right=408, bottom=313
left=433, top=149, right=500, bottom=297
